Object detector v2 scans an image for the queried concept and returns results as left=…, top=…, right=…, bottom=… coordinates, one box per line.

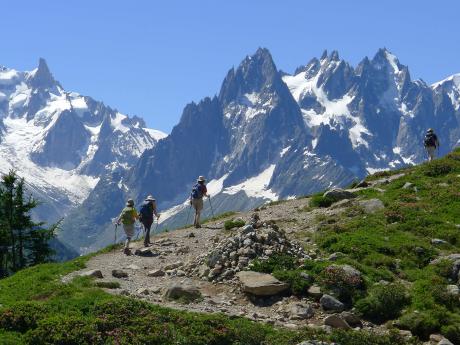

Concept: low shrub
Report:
left=95, top=281, right=120, bottom=289
left=272, top=270, right=311, bottom=296
left=355, top=283, right=410, bottom=323
left=310, top=194, right=335, bottom=208
left=224, top=219, right=245, bottom=230
left=422, top=160, right=455, bottom=177
left=320, top=265, right=365, bottom=304
left=250, top=254, right=298, bottom=273
left=441, top=324, right=460, bottom=345
left=398, top=311, right=440, bottom=340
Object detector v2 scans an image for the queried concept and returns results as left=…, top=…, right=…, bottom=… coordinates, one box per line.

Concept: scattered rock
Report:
left=126, top=264, right=141, bottom=270
left=164, top=261, right=184, bottom=270
left=186, top=232, right=195, bottom=238
left=398, top=329, right=412, bottom=339
left=446, top=284, right=459, bottom=296
left=149, top=286, right=162, bottom=294
left=236, top=271, right=289, bottom=296
left=323, top=188, right=356, bottom=202
left=164, top=283, right=201, bottom=302
left=135, top=247, right=156, bottom=257
left=147, top=269, right=165, bottom=277
left=358, top=198, right=385, bottom=213
left=402, top=182, right=413, bottom=189
left=137, top=288, right=149, bottom=295
left=289, top=303, right=314, bottom=320
left=176, top=246, right=190, bottom=254
left=308, top=285, right=323, bottom=299
left=429, top=334, right=444, bottom=343
left=176, top=270, right=186, bottom=277
left=438, top=338, right=454, bottom=345
left=340, top=312, right=362, bottom=327
left=324, top=314, right=351, bottom=329
left=431, top=238, right=448, bottom=245
left=320, top=294, right=345, bottom=312
left=328, top=252, right=344, bottom=261
left=112, top=269, right=128, bottom=278
left=300, top=272, right=312, bottom=282
left=80, top=270, right=103, bottom=279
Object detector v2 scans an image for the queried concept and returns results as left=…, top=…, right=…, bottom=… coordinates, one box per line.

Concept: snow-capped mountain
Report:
left=0, top=58, right=166, bottom=224
left=59, top=47, right=460, bottom=253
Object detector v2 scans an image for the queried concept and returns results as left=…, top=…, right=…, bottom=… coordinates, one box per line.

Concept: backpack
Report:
left=120, top=207, right=135, bottom=225
left=424, top=133, right=436, bottom=147
left=191, top=183, right=204, bottom=199
left=139, top=202, right=153, bottom=220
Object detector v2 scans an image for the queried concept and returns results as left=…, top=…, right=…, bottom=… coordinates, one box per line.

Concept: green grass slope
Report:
left=3, top=149, right=460, bottom=344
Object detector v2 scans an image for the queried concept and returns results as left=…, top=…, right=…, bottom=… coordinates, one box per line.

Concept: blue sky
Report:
left=1, top=0, right=459, bottom=133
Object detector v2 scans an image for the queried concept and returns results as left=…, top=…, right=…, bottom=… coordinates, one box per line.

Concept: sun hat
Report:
left=126, top=199, right=134, bottom=206
left=145, top=195, right=156, bottom=202
left=197, top=176, right=206, bottom=182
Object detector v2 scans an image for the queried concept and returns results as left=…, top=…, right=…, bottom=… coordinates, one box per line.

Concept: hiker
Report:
left=139, top=195, right=160, bottom=247
left=190, top=176, right=210, bottom=228
left=117, top=199, right=139, bottom=255
left=424, top=128, right=440, bottom=161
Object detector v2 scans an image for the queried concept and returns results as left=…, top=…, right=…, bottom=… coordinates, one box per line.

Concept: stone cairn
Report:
left=184, top=213, right=310, bottom=283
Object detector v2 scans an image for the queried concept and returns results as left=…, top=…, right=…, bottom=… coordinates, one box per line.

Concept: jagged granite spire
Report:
left=29, top=58, right=59, bottom=89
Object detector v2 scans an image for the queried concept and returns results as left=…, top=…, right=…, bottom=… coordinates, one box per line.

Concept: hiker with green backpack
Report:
left=117, top=199, right=139, bottom=255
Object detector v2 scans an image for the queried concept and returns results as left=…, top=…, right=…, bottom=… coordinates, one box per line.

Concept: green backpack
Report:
left=120, top=207, right=135, bottom=225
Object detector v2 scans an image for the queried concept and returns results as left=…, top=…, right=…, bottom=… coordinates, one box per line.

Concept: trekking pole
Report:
left=208, top=196, right=215, bottom=218
left=114, top=223, right=118, bottom=247
left=154, top=217, right=160, bottom=237
left=186, top=204, right=192, bottom=226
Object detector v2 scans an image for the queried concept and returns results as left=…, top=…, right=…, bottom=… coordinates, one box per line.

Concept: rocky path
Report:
left=63, top=175, right=407, bottom=333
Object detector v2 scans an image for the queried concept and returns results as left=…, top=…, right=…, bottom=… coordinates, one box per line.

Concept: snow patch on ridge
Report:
left=284, top=71, right=371, bottom=148
left=223, top=164, right=277, bottom=200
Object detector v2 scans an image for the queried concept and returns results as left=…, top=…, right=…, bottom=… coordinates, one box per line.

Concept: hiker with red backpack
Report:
left=424, top=128, right=440, bottom=161
left=117, top=199, right=139, bottom=255
left=139, top=195, right=160, bottom=247
left=190, top=176, right=210, bottom=228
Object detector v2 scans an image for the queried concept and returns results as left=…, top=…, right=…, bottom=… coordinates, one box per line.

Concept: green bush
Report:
left=224, top=219, right=245, bottom=230
left=355, top=283, right=410, bottom=323
left=250, top=254, right=298, bottom=273
left=398, top=311, right=440, bottom=340
left=310, top=194, right=335, bottom=208
left=94, top=281, right=120, bottom=289
left=272, top=270, right=311, bottom=296
left=422, top=160, right=456, bottom=177
left=441, top=324, right=460, bottom=345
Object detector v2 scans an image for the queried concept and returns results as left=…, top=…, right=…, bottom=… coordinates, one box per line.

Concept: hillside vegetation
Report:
left=1, top=149, right=460, bottom=344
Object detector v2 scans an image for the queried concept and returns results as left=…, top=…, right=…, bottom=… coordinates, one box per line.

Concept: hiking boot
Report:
left=123, top=247, right=132, bottom=255
left=144, top=243, right=151, bottom=247
left=195, top=224, right=202, bottom=229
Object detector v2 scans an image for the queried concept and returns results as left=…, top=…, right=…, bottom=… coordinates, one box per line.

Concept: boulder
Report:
left=402, top=182, right=413, bottom=189
left=446, top=284, right=459, bottom=296
left=358, top=199, right=385, bottom=214
left=438, top=338, right=454, bottom=345
left=148, top=269, right=165, bottom=277
left=324, top=314, right=351, bottom=329
left=323, top=188, right=356, bottom=201
left=431, top=238, right=448, bottom=245
left=308, top=285, right=323, bottom=299
left=320, top=294, right=345, bottom=312
left=112, top=269, right=128, bottom=278
left=289, top=303, right=314, bottom=320
left=236, top=271, right=289, bottom=296
left=241, top=225, right=254, bottom=234
left=340, top=312, right=362, bottom=327
left=164, top=283, right=201, bottom=302
left=80, top=270, right=103, bottom=279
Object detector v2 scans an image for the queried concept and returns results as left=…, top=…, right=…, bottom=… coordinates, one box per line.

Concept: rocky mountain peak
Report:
left=218, top=48, right=280, bottom=105
left=28, top=57, right=58, bottom=89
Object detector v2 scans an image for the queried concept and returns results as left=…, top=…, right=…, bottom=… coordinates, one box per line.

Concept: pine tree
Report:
left=0, top=170, right=57, bottom=277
